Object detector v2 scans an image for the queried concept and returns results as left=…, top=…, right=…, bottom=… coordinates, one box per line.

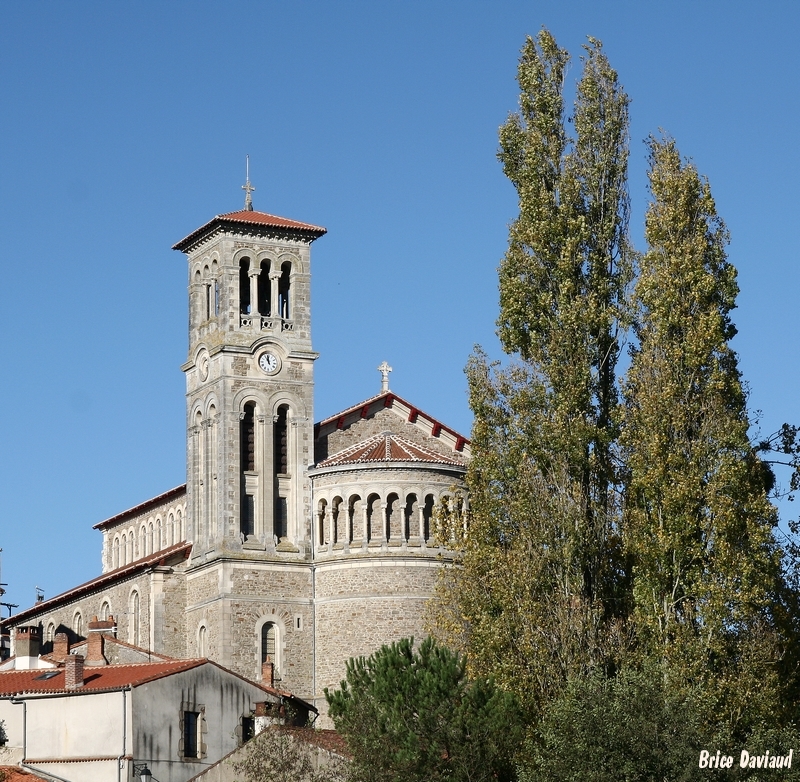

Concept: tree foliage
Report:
left=621, top=136, right=791, bottom=731
left=523, top=667, right=703, bottom=782
left=430, top=26, right=800, bottom=774
left=325, top=636, right=523, bottom=782
left=432, top=29, right=633, bottom=712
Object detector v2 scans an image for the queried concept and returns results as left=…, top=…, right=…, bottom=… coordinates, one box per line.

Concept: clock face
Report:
left=258, top=352, right=279, bottom=374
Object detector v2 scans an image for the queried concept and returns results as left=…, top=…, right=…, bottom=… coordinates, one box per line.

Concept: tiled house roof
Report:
left=0, top=659, right=205, bottom=696
left=317, top=432, right=465, bottom=468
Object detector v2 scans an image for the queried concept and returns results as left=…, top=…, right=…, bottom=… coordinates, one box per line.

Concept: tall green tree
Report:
left=496, top=30, right=631, bottom=518
left=432, top=29, right=633, bottom=708
left=325, top=637, right=523, bottom=782
left=621, top=136, right=787, bottom=731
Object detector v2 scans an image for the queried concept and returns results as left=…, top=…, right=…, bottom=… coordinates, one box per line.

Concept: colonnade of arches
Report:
left=315, top=488, right=466, bottom=549
left=238, top=256, right=292, bottom=328
left=110, top=508, right=185, bottom=570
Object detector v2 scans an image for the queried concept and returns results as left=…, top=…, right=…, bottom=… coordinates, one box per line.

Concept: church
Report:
left=1, top=188, right=470, bottom=719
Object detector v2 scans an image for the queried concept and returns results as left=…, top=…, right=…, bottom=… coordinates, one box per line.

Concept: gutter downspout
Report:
left=116, top=686, right=129, bottom=782
left=10, top=697, right=25, bottom=763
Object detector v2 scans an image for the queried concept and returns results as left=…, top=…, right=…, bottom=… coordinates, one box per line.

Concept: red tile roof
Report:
left=0, top=658, right=205, bottom=696
left=316, top=432, right=465, bottom=468
left=0, top=768, right=49, bottom=781
left=93, top=484, right=186, bottom=530
left=173, top=209, right=327, bottom=251
left=0, top=542, right=191, bottom=629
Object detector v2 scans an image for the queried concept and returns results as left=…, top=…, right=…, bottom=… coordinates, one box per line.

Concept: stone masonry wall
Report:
left=313, top=558, right=442, bottom=720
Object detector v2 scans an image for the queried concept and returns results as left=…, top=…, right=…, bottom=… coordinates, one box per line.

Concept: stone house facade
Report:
left=1, top=202, right=469, bottom=720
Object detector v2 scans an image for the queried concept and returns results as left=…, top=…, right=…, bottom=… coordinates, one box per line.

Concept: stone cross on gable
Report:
left=378, top=361, right=392, bottom=393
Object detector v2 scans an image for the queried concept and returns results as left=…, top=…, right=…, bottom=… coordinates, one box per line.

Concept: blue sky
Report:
left=1, top=1, right=798, bottom=612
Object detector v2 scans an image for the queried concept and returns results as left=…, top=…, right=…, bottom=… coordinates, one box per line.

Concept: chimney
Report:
left=85, top=615, right=114, bottom=666
left=14, top=626, right=41, bottom=659
left=261, top=656, right=275, bottom=688
left=52, top=632, right=70, bottom=662
left=65, top=654, right=85, bottom=689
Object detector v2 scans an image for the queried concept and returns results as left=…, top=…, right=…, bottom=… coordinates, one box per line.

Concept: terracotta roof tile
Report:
left=0, top=768, right=49, bottom=781
left=316, top=432, right=464, bottom=468
left=173, top=209, right=327, bottom=251
left=0, top=659, right=205, bottom=696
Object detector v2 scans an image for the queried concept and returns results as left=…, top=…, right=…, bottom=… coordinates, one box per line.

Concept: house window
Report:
left=241, top=715, right=255, bottom=744
left=180, top=703, right=205, bottom=760
left=183, top=710, right=200, bottom=758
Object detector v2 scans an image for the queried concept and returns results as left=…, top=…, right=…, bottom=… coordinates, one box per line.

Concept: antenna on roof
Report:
left=242, top=155, right=255, bottom=211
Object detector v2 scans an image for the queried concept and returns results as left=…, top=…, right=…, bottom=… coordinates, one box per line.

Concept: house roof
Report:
left=0, top=542, right=192, bottom=629
left=0, top=658, right=205, bottom=696
left=0, top=768, right=50, bottom=781
left=93, top=484, right=186, bottom=530
left=173, top=209, right=327, bottom=252
left=0, top=657, right=315, bottom=709
left=316, top=431, right=465, bottom=469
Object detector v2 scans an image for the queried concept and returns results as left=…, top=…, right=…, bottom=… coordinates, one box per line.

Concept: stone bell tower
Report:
left=172, top=186, right=326, bottom=563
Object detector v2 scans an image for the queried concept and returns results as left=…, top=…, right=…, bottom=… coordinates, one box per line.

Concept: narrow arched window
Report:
left=257, top=260, right=271, bottom=315
left=317, top=499, right=327, bottom=545
left=198, top=624, right=207, bottom=657
left=278, top=261, right=291, bottom=319
left=366, top=494, right=381, bottom=541
left=239, top=258, right=251, bottom=314
left=261, top=622, right=278, bottom=667
left=100, top=601, right=111, bottom=621
left=274, top=405, right=288, bottom=475
left=240, top=402, right=256, bottom=539
left=73, top=612, right=83, bottom=638
left=130, top=591, right=140, bottom=646
left=423, top=494, right=435, bottom=542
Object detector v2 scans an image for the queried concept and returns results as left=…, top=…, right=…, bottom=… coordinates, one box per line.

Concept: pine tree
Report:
left=325, top=637, right=523, bottom=782
left=621, top=136, right=786, bottom=730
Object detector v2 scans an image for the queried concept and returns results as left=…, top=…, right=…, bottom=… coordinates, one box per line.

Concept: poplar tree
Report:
left=621, top=136, right=787, bottom=729
left=432, top=30, right=632, bottom=709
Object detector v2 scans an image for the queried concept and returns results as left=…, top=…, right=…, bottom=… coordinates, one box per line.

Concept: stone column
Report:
left=249, top=269, right=259, bottom=321
left=269, top=270, right=281, bottom=319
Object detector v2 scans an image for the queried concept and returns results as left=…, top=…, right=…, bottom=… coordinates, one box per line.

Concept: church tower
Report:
left=173, top=196, right=326, bottom=559
left=172, top=183, right=326, bottom=694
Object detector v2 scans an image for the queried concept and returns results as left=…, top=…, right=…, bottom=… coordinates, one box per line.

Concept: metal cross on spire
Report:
left=242, top=155, right=255, bottom=211
left=378, top=361, right=392, bottom=393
